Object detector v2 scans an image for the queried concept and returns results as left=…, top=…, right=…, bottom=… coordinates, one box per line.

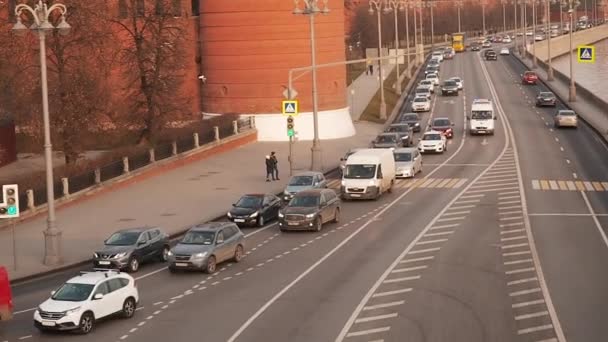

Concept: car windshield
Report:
left=235, top=196, right=262, bottom=208
left=423, top=134, right=441, bottom=141
left=471, top=111, right=493, bottom=120
left=433, top=119, right=450, bottom=126
left=420, top=80, right=432, bottom=85
left=403, top=114, right=418, bottom=121
left=377, top=135, right=397, bottom=143
left=525, top=72, right=536, bottom=77
left=416, top=88, right=428, bottom=93
left=181, top=231, right=215, bottom=245
left=540, top=93, right=553, bottom=98
left=444, top=81, right=457, bottom=87
left=52, top=283, right=94, bottom=302
left=387, top=126, right=407, bottom=133
left=344, top=164, right=377, bottom=179
left=450, top=78, right=461, bottom=82
left=427, top=74, right=437, bottom=79
left=559, top=111, right=576, bottom=116
left=289, top=176, right=314, bottom=186
left=414, top=98, right=428, bottom=103
left=105, top=231, right=140, bottom=246
left=289, top=195, right=320, bottom=207
left=394, top=152, right=412, bottom=162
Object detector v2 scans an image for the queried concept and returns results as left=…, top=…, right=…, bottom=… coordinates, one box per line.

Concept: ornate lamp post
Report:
left=562, top=0, right=580, bottom=101
left=455, top=1, right=464, bottom=33
left=369, top=0, right=389, bottom=119
left=409, top=0, right=420, bottom=65
left=531, top=0, right=539, bottom=68
left=292, top=0, right=329, bottom=172
left=12, top=0, right=71, bottom=266
left=385, top=0, right=406, bottom=95
left=502, top=0, right=509, bottom=32
left=482, top=0, right=487, bottom=35
left=403, top=0, right=412, bottom=77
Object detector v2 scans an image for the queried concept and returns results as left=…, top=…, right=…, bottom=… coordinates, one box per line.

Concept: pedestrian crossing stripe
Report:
left=325, top=178, right=468, bottom=190
left=531, top=179, right=608, bottom=191
left=282, top=100, right=299, bottom=116
left=577, top=45, right=595, bottom=63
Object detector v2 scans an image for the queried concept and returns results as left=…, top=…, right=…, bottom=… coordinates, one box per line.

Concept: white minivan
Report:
left=467, top=98, right=497, bottom=135
left=341, top=149, right=396, bottom=200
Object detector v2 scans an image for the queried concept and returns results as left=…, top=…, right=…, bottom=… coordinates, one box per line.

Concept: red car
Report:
left=0, top=266, right=12, bottom=321
left=522, top=71, right=538, bottom=85
left=431, top=117, right=455, bottom=139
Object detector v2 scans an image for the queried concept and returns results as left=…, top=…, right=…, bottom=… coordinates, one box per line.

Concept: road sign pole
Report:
left=289, top=136, right=294, bottom=177
left=12, top=218, right=17, bottom=271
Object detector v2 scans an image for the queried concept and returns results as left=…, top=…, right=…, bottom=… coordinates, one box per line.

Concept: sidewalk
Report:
left=1, top=71, right=390, bottom=281
left=347, top=64, right=395, bottom=121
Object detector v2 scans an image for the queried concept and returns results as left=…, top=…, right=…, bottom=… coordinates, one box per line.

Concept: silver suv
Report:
left=168, top=222, right=245, bottom=274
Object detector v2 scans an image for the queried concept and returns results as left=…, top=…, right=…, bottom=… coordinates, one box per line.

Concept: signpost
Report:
left=1, top=184, right=19, bottom=270
left=577, top=45, right=595, bottom=63
left=282, top=100, right=299, bottom=176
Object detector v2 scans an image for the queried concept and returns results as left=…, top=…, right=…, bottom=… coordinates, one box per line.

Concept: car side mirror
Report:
left=137, top=241, right=146, bottom=246
left=340, top=158, right=344, bottom=161
left=51, top=290, right=56, bottom=296
left=216, top=238, right=224, bottom=245
left=466, top=116, right=470, bottom=120
left=232, top=203, right=236, bottom=206
left=494, top=117, right=498, bottom=120
left=93, top=293, right=104, bottom=300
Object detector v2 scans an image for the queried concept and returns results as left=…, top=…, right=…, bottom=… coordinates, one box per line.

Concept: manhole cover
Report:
left=118, top=218, right=135, bottom=222
left=161, top=213, right=176, bottom=217
left=215, top=187, right=228, bottom=190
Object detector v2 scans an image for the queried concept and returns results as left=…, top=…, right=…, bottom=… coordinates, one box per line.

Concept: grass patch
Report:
left=359, top=64, right=410, bottom=124
left=346, top=62, right=367, bottom=86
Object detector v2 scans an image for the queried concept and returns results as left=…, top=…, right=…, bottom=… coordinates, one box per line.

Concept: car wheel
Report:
left=169, top=267, right=177, bottom=273
left=257, top=215, right=265, bottom=227
left=333, top=208, right=341, bottom=223
left=127, top=257, right=139, bottom=273
left=387, top=180, right=394, bottom=193
left=78, top=312, right=95, bottom=334
left=121, top=298, right=137, bottom=319
left=159, top=246, right=170, bottom=262
left=233, top=245, right=244, bottom=262
left=315, top=218, right=323, bottom=232
left=204, top=255, right=217, bottom=274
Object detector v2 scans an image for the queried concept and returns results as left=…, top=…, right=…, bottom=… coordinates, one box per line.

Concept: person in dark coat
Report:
left=270, top=151, right=279, bottom=180
left=265, top=155, right=274, bottom=182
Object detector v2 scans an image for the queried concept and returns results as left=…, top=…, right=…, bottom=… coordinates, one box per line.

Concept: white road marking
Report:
left=400, top=256, right=434, bottom=263
left=560, top=146, right=564, bottom=151
left=499, top=190, right=520, bottom=195
left=471, top=182, right=519, bottom=189
left=500, top=222, right=524, bottom=227
left=499, top=205, right=521, bottom=210
left=146, top=315, right=154, bottom=320
left=384, top=275, right=421, bottom=283
left=424, top=231, right=454, bottom=237
left=481, top=172, right=518, bottom=179
left=503, top=250, right=532, bottom=257
left=510, top=288, right=542, bottom=296
left=135, top=307, right=145, bottom=311
left=442, top=210, right=471, bottom=216
left=512, top=299, right=545, bottom=308
left=354, top=313, right=398, bottom=324
left=555, top=137, right=559, bottom=142
left=18, top=337, right=32, bottom=341
left=346, top=327, right=391, bottom=337
left=566, top=159, right=570, bottom=164
left=573, top=172, right=578, bottom=179
left=502, top=243, right=530, bottom=250
left=120, top=336, right=129, bottom=340
left=408, top=247, right=441, bottom=254
left=501, top=235, right=527, bottom=242
left=507, top=276, right=538, bottom=285
left=580, top=191, right=608, bottom=249
left=500, top=216, right=523, bottom=221
left=500, top=210, right=523, bottom=215
left=372, top=288, right=413, bottom=298
left=153, top=310, right=162, bottom=315
left=138, top=321, right=146, bottom=327
left=363, top=301, right=405, bottom=311
left=436, top=216, right=466, bottom=222
left=516, top=310, right=550, bottom=320
left=153, top=301, right=164, bottom=306
left=468, top=186, right=519, bottom=193
left=501, top=228, right=525, bottom=235
left=449, top=205, right=476, bottom=210
left=453, top=199, right=481, bottom=205
left=212, top=281, right=220, bottom=285
left=392, top=265, right=428, bottom=273
left=130, top=328, right=138, bottom=333
left=518, top=324, right=554, bottom=335
left=459, top=194, right=485, bottom=198
left=476, top=178, right=518, bottom=184
left=430, top=223, right=460, bottom=230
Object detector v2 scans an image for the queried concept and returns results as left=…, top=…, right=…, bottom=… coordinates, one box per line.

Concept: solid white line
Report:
left=408, top=247, right=441, bottom=254
left=484, top=169, right=518, bottom=176
left=503, top=250, right=531, bottom=257
left=527, top=213, right=608, bottom=217
left=537, top=338, right=559, bottom=342
left=516, top=311, right=550, bottom=321
left=400, top=256, right=434, bottom=263
left=512, top=299, right=545, bottom=308
left=501, top=235, right=527, bottom=242
left=506, top=267, right=536, bottom=275
left=500, top=216, right=523, bottom=221
left=507, top=276, right=537, bottom=285
left=371, top=288, right=413, bottom=298
left=518, top=324, right=554, bottom=335
left=354, top=313, right=398, bottom=324
left=363, top=301, right=405, bottom=311
left=245, top=223, right=278, bottom=238
left=424, top=231, right=454, bottom=237
left=468, top=187, right=519, bottom=193
left=501, top=228, right=525, bottom=234
left=346, top=327, right=390, bottom=338
left=430, top=223, right=460, bottom=230
left=442, top=210, right=471, bottom=216
left=510, top=288, right=542, bottom=296
left=384, top=275, right=421, bottom=283
left=482, top=173, right=518, bottom=179
left=580, top=191, right=608, bottom=249
left=18, top=337, right=32, bottom=341
left=416, top=238, right=448, bottom=245
left=392, top=265, right=428, bottom=273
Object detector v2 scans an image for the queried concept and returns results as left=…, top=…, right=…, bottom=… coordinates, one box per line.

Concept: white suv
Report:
left=34, top=270, right=139, bottom=334
left=418, top=130, right=447, bottom=153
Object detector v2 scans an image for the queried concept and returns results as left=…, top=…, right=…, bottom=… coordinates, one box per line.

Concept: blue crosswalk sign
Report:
left=577, top=46, right=595, bottom=63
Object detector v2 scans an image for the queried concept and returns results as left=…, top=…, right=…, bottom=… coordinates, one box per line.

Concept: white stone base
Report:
left=250, top=107, right=356, bottom=142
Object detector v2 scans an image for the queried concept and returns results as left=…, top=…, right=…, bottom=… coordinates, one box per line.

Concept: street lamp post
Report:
left=547, top=0, right=555, bottom=80
left=560, top=0, right=564, bottom=31
left=369, top=0, right=389, bottom=120
left=455, top=1, right=464, bottom=33
left=410, top=1, right=420, bottom=65
left=514, top=0, right=519, bottom=54
left=562, top=0, right=580, bottom=101
left=12, top=0, right=71, bottom=266
left=482, top=0, right=487, bottom=36
left=292, top=0, right=329, bottom=172
left=502, top=0, right=509, bottom=32
left=404, top=2, right=412, bottom=76
left=386, top=0, right=405, bottom=95
left=532, top=0, right=538, bottom=68
left=427, top=1, right=436, bottom=51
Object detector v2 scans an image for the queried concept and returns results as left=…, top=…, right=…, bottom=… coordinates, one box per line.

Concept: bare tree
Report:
left=108, top=0, right=192, bottom=145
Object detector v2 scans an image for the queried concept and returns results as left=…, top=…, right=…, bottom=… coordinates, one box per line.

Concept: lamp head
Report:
left=56, top=16, right=71, bottom=36
left=293, top=7, right=304, bottom=15
left=368, top=6, right=374, bottom=15
left=11, top=18, right=29, bottom=36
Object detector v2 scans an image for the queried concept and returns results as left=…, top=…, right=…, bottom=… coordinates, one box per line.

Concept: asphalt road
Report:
left=1, top=43, right=607, bottom=342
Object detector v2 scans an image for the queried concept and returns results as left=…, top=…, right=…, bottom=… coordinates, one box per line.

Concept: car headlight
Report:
left=63, top=306, right=81, bottom=315
left=278, top=212, right=284, bottom=218
left=250, top=211, right=258, bottom=218
left=227, top=212, right=232, bottom=218
left=368, top=180, right=375, bottom=186
left=284, top=190, right=289, bottom=195
left=114, top=252, right=128, bottom=258
left=94, top=253, right=99, bottom=258
left=194, top=252, right=208, bottom=258
left=415, top=122, right=420, bottom=126
left=168, top=250, right=173, bottom=256
left=341, top=180, right=346, bottom=186
left=305, top=213, right=316, bottom=219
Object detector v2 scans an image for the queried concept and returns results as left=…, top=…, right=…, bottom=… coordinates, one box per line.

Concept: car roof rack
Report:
left=79, top=269, right=121, bottom=277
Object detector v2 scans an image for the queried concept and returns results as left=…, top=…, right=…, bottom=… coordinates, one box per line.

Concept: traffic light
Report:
left=0, top=184, right=19, bottom=219
left=287, top=115, right=295, bottom=137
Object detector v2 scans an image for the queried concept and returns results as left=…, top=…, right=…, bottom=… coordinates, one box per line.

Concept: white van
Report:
left=468, top=99, right=497, bottom=135
left=341, top=149, right=396, bottom=200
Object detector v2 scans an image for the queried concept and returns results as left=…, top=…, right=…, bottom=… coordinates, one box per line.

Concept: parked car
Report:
left=0, top=266, right=12, bottom=321
left=340, top=148, right=365, bottom=176
left=441, top=80, right=459, bottom=96
left=417, top=130, right=447, bottom=154
left=168, top=222, right=245, bottom=273
left=431, top=117, right=455, bottom=139
left=522, top=71, right=538, bottom=85
left=227, top=194, right=282, bottom=227
left=278, top=189, right=340, bottom=231
left=535, top=92, right=557, bottom=107
left=93, top=227, right=170, bottom=273
left=394, top=147, right=423, bottom=178
left=554, top=110, right=578, bottom=128
left=372, top=132, right=404, bottom=149
left=34, top=270, right=139, bottom=334
left=400, top=112, right=422, bottom=132
left=385, top=123, right=414, bottom=146
left=283, top=171, right=327, bottom=202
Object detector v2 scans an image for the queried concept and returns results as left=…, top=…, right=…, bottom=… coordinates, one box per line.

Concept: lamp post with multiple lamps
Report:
left=403, top=0, right=412, bottom=77
left=292, top=0, right=329, bottom=172
left=546, top=0, right=555, bottom=81
left=502, top=0, right=509, bottom=32
left=562, top=0, right=580, bottom=101
left=12, top=0, right=71, bottom=266
left=426, top=0, right=436, bottom=51
left=482, top=0, right=487, bottom=35
left=455, top=0, right=464, bottom=33
left=410, top=0, right=420, bottom=65
left=369, top=0, right=389, bottom=120
left=386, top=0, right=405, bottom=95
left=531, top=0, right=539, bottom=68
left=513, top=0, right=519, bottom=54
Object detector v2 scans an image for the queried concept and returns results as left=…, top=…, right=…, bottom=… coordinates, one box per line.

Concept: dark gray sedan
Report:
left=400, top=113, right=421, bottom=132
left=372, top=132, right=403, bottom=148
left=385, top=123, right=413, bottom=146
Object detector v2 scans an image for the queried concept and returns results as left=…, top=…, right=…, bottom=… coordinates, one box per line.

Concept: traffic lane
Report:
left=529, top=215, right=608, bottom=342
left=218, top=174, right=474, bottom=342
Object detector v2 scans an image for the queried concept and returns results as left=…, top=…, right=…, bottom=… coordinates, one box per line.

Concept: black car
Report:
left=535, top=92, right=557, bottom=107
left=385, top=123, right=414, bottom=146
left=471, top=43, right=481, bottom=51
left=400, top=113, right=421, bottom=132
left=485, top=50, right=498, bottom=60
left=94, top=227, right=170, bottom=273
left=441, top=80, right=459, bottom=96
left=278, top=189, right=340, bottom=232
left=228, top=194, right=282, bottom=227
left=425, top=65, right=439, bottom=75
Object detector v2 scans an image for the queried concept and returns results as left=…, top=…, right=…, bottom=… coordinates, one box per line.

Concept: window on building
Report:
left=191, top=0, right=200, bottom=16
left=172, top=0, right=181, bottom=17
left=118, top=0, right=128, bottom=18
left=8, top=0, right=16, bottom=23
left=136, top=0, right=145, bottom=17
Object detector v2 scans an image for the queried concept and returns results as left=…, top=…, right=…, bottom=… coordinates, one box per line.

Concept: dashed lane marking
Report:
left=363, top=301, right=405, bottom=311
left=517, top=324, right=554, bottom=335
left=512, top=299, right=545, bottom=308
left=354, top=313, right=398, bottom=324
left=346, top=327, right=391, bottom=338
left=507, top=276, right=538, bottom=285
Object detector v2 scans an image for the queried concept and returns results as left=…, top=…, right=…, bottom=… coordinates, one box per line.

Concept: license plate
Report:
left=350, top=194, right=361, bottom=197
left=477, top=130, right=486, bottom=134
left=98, top=261, right=111, bottom=265
left=288, top=222, right=299, bottom=226
left=41, top=321, right=56, bottom=327
left=175, top=262, right=188, bottom=267
left=234, top=219, right=245, bottom=222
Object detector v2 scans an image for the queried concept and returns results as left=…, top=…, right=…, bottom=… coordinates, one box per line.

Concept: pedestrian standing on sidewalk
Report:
left=265, top=155, right=274, bottom=182
left=366, top=58, right=373, bottom=75
left=270, top=151, right=279, bottom=181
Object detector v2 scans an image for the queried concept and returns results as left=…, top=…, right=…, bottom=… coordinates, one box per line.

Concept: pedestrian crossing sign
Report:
left=577, top=45, right=595, bottom=63
left=282, top=100, right=299, bottom=116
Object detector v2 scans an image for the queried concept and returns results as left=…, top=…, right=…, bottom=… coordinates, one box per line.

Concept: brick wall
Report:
left=0, top=120, right=17, bottom=167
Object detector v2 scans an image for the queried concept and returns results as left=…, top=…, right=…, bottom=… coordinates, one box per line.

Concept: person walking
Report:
left=270, top=151, right=279, bottom=180
left=366, top=58, right=373, bottom=75
left=265, top=155, right=274, bottom=182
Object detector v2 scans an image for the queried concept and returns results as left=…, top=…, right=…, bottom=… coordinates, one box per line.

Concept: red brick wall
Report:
left=0, top=121, right=17, bottom=167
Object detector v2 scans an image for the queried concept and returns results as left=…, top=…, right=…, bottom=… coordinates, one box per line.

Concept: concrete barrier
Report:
left=529, top=24, right=608, bottom=61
